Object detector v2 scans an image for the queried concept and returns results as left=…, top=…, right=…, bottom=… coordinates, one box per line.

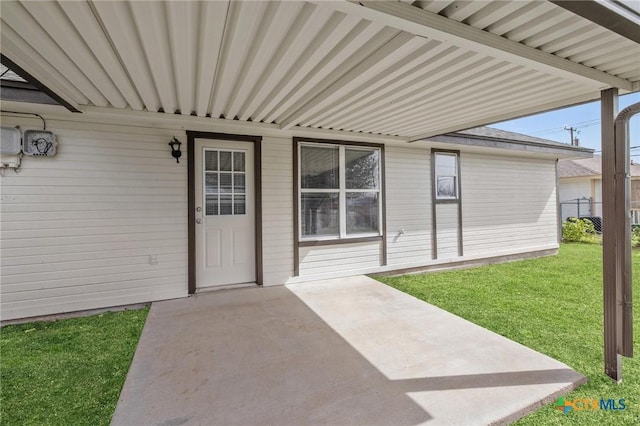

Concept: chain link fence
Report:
left=560, top=198, right=640, bottom=233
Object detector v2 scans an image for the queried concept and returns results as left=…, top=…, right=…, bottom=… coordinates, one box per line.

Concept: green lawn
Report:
left=0, top=308, right=148, bottom=426
left=376, top=244, right=640, bottom=425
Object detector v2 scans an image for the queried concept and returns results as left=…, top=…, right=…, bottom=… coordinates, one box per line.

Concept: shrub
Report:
left=632, top=227, right=640, bottom=248
left=562, top=218, right=599, bottom=244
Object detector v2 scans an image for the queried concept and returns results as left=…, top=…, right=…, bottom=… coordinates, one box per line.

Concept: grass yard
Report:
left=0, top=308, right=148, bottom=426
left=376, top=244, right=640, bottom=425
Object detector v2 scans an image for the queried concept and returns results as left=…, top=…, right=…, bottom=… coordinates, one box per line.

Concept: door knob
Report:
left=196, top=218, right=202, bottom=224
left=196, top=207, right=202, bottom=212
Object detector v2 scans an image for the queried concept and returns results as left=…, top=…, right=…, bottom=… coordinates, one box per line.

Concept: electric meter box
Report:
left=23, top=130, right=57, bottom=156
left=0, top=127, right=22, bottom=155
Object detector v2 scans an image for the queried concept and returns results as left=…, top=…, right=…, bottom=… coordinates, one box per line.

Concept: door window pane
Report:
left=234, top=194, right=246, bottom=215
left=300, top=145, right=339, bottom=189
left=220, top=151, right=232, bottom=171
left=346, top=192, right=379, bottom=234
left=220, top=194, right=232, bottom=215
left=346, top=149, right=379, bottom=189
left=205, top=150, right=218, bottom=171
left=205, top=173, right=218, bottom=194
left=233, top=152, right=245, bottom=172
left=206, top=195, right=218, bottom=215
left=301, top=193, right=339, bottom=237
left=234, top=174, right=245, bottom=193
left=220, top=173, right=232, bottom=193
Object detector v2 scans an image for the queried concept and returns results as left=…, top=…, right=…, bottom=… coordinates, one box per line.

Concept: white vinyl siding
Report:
left=557, top=178, right=598, bottom=220
left=1, top=118, right=187, bottom=321
left=461, top=154, right=558, bottom=256
left=261, top=136, right=294, bottom=286
left=558, top=179, right=591, bottom=203
left=298, top=241, right=382, bottom=276
left=435, top=203, right=459, bottom=258
left=593, top=179, right=603, bottom=217
left=385, top=146, right=431, bottom=266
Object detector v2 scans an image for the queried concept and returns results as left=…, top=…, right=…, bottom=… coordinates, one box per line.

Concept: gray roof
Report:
left=558, top=156, right=640, bottom=178
left=427, top=126, right=593, bottom=158
left=452, top=126, right=577, bottom=148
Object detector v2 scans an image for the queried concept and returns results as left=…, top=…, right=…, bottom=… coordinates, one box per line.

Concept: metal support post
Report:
left=601, top=88, right=620, bottom=381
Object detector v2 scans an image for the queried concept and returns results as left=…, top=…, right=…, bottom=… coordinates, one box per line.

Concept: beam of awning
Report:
left=312, top=0, right=634, bottom=91
left=551, top=0, right=640, bottom=44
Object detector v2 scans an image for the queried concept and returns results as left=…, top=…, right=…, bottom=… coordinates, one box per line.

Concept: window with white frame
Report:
left=299, top=143, right=381, bottom=240
left=434, top=152, right=459, bottom=200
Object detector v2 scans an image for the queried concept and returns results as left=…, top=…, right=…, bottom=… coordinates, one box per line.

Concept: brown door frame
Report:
left=187, top=131, right=263, bottom=294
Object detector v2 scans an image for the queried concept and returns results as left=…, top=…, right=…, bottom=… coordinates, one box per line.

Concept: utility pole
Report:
left=564, top=126, right=580, bottom=146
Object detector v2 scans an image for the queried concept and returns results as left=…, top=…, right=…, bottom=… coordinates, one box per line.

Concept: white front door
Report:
left=195, top=139, right=255, bottom=289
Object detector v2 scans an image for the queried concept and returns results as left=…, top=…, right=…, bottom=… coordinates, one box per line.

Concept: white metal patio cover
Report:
left=0, top=0, right=638, bottom=140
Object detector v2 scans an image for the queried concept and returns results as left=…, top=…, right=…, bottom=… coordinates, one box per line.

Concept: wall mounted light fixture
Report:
left=168, top=137, right=182, bottom=163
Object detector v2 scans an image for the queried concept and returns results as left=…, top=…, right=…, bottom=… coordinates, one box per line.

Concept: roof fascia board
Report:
left=315, top=0, right=633, bottom=92
left=2, top=101, right=591, bottom=157
left=550, top=0, right=640, bottom=44
left=0, top=102, right=407, bottom=144
left=79, top=105, right=407, bottom=143
left=427, top=133, right=594, bottom=158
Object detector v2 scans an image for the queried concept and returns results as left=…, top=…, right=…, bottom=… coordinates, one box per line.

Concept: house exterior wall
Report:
left=594, top=179, right=603, bottom=216
left=385, top=146, right=431, bottom=266
left=461, top=154, right=558, bottom=256
left=558, top=178, right=593, bottom=220
left=558, top=179, right=592, bottom=203
left=298, top=242, right=382, bottom=277
left=631, top=180, right=640, bottom=208
left=435, top=203, right=460, bottom=258
left=1, top=113, right=563, bottom=321
left=558, top=177, right=640, bottom=220
left=1, top=118, right=189, bottom=321
left=261, top=136, right=294, bottom=286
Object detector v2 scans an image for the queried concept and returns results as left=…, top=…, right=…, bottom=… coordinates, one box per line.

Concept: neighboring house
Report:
left=557, top=156, right=640, bottom=223
left=0, top=0, right=635, bottom=322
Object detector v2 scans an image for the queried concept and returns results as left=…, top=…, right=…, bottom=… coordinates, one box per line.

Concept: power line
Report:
left=531, top=118, right=600, bottom=135
left=594, top=146, right=640, bottom=154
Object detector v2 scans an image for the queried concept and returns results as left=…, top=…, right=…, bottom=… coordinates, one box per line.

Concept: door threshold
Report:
left=194, top=283, right=258, bottom=294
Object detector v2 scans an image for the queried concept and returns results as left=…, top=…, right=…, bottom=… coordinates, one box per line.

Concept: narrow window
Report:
left=434, top=152, right=459, bottom=200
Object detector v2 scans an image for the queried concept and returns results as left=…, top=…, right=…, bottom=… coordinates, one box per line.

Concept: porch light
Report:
left=168, top=137, right=182, bottom=163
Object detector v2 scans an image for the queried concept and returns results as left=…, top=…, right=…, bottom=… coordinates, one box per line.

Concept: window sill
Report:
left=298, top=235, right=383, bottom=247
left=435, top=198, right=460, bottom=204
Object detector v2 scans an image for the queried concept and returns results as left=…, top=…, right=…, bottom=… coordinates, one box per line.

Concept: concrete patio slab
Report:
left=112, top=276, right=586, bottom=426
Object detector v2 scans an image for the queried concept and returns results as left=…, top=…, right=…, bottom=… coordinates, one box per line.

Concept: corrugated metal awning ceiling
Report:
left=1, top=0, right=638, bottom=140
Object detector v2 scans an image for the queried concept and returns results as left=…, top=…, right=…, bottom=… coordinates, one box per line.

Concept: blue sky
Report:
left=492, top=92, right=640, bottom=158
